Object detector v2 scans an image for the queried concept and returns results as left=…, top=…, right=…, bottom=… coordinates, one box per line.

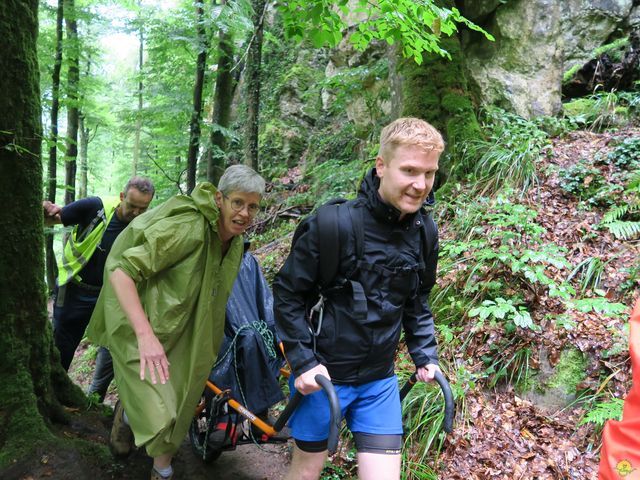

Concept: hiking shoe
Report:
left=150, top=468, right=174, bottom=480
left=110, top=400, right=134, bottom=457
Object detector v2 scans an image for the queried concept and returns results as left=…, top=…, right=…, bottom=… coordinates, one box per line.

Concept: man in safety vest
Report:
left=43, top=176, right=154, bottom=376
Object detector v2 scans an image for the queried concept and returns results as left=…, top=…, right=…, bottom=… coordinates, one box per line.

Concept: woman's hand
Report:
left=136, top=331, right=170, bottom=384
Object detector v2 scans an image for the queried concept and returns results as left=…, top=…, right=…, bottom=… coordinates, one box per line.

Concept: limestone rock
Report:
left=462, top=0, right=637, bottom=118
left=562, top=0, right=634, bottom=70
left=463, top=0, right=563, bottom=118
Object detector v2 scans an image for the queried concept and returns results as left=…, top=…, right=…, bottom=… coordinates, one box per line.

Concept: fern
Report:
left=605, top=220, right=640, bottom=240
left=602, top=204, right=629, bottom=223
left=579, top=398, right=624, bottom=427
left=628, top=171, right=640, bottom=191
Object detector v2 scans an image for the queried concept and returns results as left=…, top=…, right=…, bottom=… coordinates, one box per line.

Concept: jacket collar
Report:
left=190, top=182, right=220, bottom=230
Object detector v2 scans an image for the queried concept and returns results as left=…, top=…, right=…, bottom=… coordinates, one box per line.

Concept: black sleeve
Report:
left=59, top=196, right=103, bottom=229
left=273, top=217, right=322, bottom=377
left=402, top=233, right=439, bottom=368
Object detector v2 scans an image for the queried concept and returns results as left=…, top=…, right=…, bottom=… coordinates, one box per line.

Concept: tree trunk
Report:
left=394, top=0, right=481, bottom=187
left=0, top=0, right=85, bottom=468
left=206, top=0, right=235, bottom=185
left=133, top=24, right=143, bottom=176
left=46, top=0, right=64, bottom=291
left=77, top=54, right=92, bottom=199
left=186, top=2, right=208, bottom=193
left=243, top=0, right=267, bottom=170
left=64, top=0, right=79, bottom=205
left=78, top=112, right=88, bottom=198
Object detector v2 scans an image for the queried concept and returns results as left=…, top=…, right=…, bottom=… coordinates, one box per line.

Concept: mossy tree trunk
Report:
left=133, top=20, right=144, bottom=176
left=64, top=0, right=79, bottom=204
left=46, top=0, right=64, bottom=292
left=187, top=1, right=208, bottom=194
left=207, top=0, right=236, bottom=186
left=395, top=0, right=482, bottom=185
left=243, top=0, right=267, bottom=171
left=0, top=0, right=87, bottom=468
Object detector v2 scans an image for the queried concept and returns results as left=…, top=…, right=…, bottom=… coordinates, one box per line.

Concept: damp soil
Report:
left=1, top=405, right=291, bottom=480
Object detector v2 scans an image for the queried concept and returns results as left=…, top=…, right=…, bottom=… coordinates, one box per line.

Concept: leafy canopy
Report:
left=276, top=0, right=494, bottom=64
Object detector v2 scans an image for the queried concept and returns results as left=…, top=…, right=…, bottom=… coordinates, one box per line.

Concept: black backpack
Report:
left=291, top=198, right=438, bottom=292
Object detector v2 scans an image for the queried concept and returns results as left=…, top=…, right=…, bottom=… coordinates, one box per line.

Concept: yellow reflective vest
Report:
left=57, top=197, right=121, bottom=286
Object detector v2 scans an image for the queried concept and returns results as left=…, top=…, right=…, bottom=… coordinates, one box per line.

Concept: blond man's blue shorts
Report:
left=288, top=375, right=403, bottom=441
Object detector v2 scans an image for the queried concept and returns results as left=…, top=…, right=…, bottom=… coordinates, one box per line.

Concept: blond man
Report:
left=274, top=118, right=444, bottom=479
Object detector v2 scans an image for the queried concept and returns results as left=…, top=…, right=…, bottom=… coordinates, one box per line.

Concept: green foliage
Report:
left=563, top=91, right=629, bottom=131
left=469, top=298, right=533, bottom=329
left=305, top=122, right=363, bottom=167
left=579, top=398, right=624, bottom=427
left=481, top=341, right=533, bottom=390
left=606, top=137, right=640, bottom=169
left=304, top=156, right=369, bottom=207
left=276, top=0, right=494, bottom=64
left=602, top=218, right=640, bottom=240
left=593, top=37, right=630, bottom=62
left=619, top=261, right=640, bottom=294
left=557, top=158, right=615, bottom=207
left=599, top=168, right=640, bottom=240
left=321, top=61, right=390, bottom=124
left=456, top=108, right=549, bottom=195
left=442, top=195, right=571, bottom=306
left=401, top=374, right=454, bottom=471
left=567, top=257, right=604, bottom=293
left=569, top=292, right=627, bottom=316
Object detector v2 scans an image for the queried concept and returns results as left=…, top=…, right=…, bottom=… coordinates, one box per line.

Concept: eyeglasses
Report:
left=222, top=193, right=261, bottom=216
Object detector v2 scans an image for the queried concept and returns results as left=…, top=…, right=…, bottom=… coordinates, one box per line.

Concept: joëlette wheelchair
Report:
left=189, top=358, right=455, bottom=463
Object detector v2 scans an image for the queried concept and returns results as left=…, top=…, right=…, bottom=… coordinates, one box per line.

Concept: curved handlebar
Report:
left=400, top=371, right=455, bottom=434
left=272, top=374, right=341, bottom=454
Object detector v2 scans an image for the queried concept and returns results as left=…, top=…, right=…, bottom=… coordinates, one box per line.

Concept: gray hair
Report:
left=124, top=176, right=155, bottom=197
left=218, top=165, right=265, bottom=196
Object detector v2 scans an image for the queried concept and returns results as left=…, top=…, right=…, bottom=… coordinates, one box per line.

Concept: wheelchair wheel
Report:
left=189, top=413, right=223, bottom=463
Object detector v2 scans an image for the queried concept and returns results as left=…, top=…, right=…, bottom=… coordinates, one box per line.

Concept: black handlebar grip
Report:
left=400, top=371, right=455, bottom=434
left=272, top=390, right=303, bottom=432
left=315, top=374, right=341, bottom=455
left=272, top=374, right=341, bottom=455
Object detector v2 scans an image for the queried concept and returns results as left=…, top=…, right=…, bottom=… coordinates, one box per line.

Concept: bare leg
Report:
left=284, top=444, right=328, bottom=480
left=357, top=452, right=401, bottom=480
left=153, top=453, right=173, bottom=473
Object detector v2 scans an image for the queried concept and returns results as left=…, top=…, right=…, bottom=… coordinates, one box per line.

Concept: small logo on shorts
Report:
left=615, top=460, right=636, bottom=477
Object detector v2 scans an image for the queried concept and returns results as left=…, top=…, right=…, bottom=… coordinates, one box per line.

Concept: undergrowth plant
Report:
left=557, top=158, right=617, bottom=207
left=454, top=107, right=549, bottom=196
left=568, top=257, right=605, bottom=293
left=431, top=193, right=577, bottom=390
left=401, top=376, right=455, bottom=476
left=563, top=89, right=640, bottom=131
left=579, top=398, right=624, bottom=429
left=600, top=170, right=640, bottom=240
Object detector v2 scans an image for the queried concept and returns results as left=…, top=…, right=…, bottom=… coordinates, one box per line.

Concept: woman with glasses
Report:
left=86, top=165, right=265, bottom=480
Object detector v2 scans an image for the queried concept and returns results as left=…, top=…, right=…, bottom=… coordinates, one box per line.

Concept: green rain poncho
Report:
left=86, top=182, right=244, bottom=456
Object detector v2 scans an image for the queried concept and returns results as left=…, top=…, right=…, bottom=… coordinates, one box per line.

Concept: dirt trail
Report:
left=2, top=405, right=291, bottom=480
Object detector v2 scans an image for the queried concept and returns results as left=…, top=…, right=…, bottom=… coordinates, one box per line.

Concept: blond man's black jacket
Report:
left=274, top=169, right=439, bottom=384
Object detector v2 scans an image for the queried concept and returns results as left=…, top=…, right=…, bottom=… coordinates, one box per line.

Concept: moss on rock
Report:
left=398, top=29, right=482, bottom=184
left=546, top=348, right=587, bottom=394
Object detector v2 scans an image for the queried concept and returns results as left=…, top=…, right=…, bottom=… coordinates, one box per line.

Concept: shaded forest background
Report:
left=1, top=0, right=640, bottom=479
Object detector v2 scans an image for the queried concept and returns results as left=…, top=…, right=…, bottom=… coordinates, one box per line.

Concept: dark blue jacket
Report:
left=274, top=169, right=439, bottom=384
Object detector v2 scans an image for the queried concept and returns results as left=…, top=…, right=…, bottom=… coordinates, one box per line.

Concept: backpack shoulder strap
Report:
left=316, top=201, right=343, bottom=287
left=419, top=210, right=438, bottom=287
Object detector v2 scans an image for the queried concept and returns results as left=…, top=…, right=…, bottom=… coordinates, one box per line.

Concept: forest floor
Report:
left=2, top=126, right=639, bottom=480
left=2, top=337, right=291, bottom=480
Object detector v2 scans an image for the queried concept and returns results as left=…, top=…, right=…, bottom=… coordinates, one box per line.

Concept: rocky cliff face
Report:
left=461, top=0, right=638, bottom=118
